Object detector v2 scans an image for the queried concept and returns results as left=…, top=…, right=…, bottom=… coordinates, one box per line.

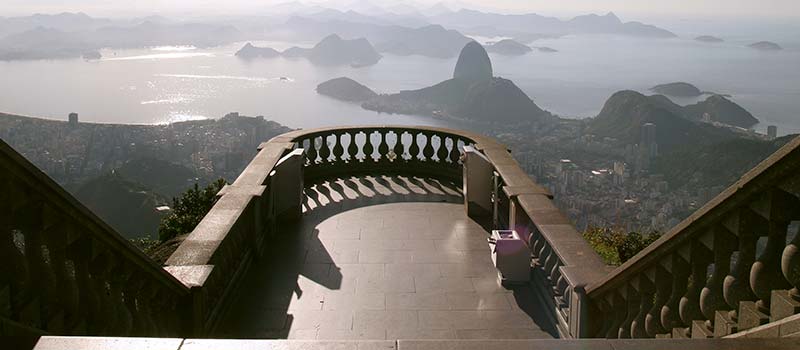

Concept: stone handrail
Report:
left=584, top=135, right=800, bottom=339
left=165, top=125, right=608, bottom=338
left=0, top=139, right=190, bottom=336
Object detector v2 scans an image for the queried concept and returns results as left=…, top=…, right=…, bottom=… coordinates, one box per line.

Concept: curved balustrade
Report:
left=0, top=140, right=190, bottom=336
left=282, top=126, right=477, bottom=182
left=166, top=125, right=606, bottom=338
left=585, top=136, right=800, bottom=339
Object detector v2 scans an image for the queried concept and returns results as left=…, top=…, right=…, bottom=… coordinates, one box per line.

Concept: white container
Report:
left=489, top=230, right=530, bottom=284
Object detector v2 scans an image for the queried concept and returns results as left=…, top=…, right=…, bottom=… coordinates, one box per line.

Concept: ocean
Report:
left=0, top=34, right=798, bottom=135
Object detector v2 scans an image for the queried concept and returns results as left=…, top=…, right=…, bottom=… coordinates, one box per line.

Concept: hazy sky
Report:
left=2, top=0, right=798, bottom=19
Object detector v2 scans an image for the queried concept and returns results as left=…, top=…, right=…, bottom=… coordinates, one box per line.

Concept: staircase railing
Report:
left=0, top=139, right=190, bottom=336
left=584, top=136, right=800, bottom=338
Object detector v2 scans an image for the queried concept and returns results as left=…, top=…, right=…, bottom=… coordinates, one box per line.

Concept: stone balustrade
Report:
left=584, top=136, right=800, bottom=339
left=9, top=124, right=798, bottom=341
left=164, top=125, right=608, bottom=338
left=0, top=139, right=190, bottom=336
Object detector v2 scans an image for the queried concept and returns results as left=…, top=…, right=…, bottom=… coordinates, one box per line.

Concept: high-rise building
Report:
left=768, top=125, right=778, bottom=139
left=641, top=123, right=656, bottom=148
left=68, top=112, right=79, bottom=126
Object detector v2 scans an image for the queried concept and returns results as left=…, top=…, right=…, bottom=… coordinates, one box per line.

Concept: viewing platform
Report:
left=2, top=125, right=800, bottom=349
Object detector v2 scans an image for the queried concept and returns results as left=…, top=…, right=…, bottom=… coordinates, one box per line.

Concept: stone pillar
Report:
left=271, top=149, right=304, bottom=223
left=463, top=146, right=493, bottom=221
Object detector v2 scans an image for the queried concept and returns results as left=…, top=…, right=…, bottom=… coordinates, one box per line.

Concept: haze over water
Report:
left=1, top=33, right=798, bottom=134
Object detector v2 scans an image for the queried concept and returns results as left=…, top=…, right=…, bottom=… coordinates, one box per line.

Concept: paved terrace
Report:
left=214, top=175, right=559, bottom=340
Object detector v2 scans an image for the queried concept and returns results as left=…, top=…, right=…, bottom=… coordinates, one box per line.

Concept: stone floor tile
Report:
left=446, top=292, right=512, bottom=310
left=386, top=292, right=450, bottom=310
left=418, top=310, right=487, bottom=330
left=357, top=275, right=415, bottom=294
left=414, top=276, right=475, bottom=293
left=323, top=293, right=386, bottom=311
left=353, top=310, right=419, bottom=332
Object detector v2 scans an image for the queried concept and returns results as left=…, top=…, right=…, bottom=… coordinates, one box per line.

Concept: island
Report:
left=316, top=77, right=378, bottom=102
left=235, top=34, right=382, bottom=67
left=749, top=41, right=783, bottom=51
left=235, top=42, right=281, bottom=59
left=695, top=35, right=724, bottom=43
left=485, top=39, right=532, bottom=55
left=317, top=41, right=549, bottom=124
left=650, top=82, right=702, bottom=97
left=82, top=51, right=102, bottom=60
left=535, top=47, right=558, bottom=53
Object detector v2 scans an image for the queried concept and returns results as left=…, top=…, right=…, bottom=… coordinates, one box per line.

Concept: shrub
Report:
left=583, top=226, right=661, bottom=265
left=157, top=178, right=226, bottom=241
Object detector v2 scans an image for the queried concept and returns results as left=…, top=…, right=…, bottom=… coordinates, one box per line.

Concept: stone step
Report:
left=26, top=337, right=800, bottom=350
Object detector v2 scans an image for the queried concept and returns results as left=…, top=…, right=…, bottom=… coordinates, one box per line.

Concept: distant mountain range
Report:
left=0, top=8, right=681, bottom=60
left=0, top=17, right=242, bottom=60
left=427, top=10, right=676, bottom=39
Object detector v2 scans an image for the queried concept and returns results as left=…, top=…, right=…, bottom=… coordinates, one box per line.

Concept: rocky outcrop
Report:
left=684, top=94, right=759, bottom=128
left=316, top=77, right=378, bottom=102
left=486, top=39, right=532, bottom=55
left=453, top=41, right=493, bottom=83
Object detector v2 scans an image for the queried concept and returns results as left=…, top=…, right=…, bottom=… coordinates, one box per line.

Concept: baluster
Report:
left=619, top=284, right=639, bottom=338
left=88, top=250, right=116, bottom=335
left=391, top=130, right=403, bottom=163
left=347, top=132, right=358, bottom=163
left=594, top=297, right=613, bottom=338
left=66, top=237, right=96, bottom=335
left=408, top=132, right=421, bottom=161
left=679, top=241, right=711, bottom=337
left=698, top=226, right=735, bottom=336
left=530, top=230, right=545, bottom=265
left=319, top=134, right=332, bottom=164
left=19, top=201, right=58, bottom=331
left=363, top=131, right=375, bottom=162
left=307, top=137, right=319, bottom=165
left=722, top=210, right=758, bottom=326
left=779, top=180, right=800, bottom=310
left=645, top=265, right=670, bottom=337
left=1, top=192, right=31, bottom=323
left=631, top=275, right=654, bottom=338
left=436, top=135, right=448, bottom=163
left=749, top=191, right=795, bottom=319
left=607, top=291, right=627, bottom=338
left=542, top=245, right=557, bottom=283
left=378, top=130, right=389, bottom=162
left=784, top=221, right=800, bottom=296
left=137, top=283, right=159, bottom=335
left=122, top=277, right=146, bottom=335
left=422, top=132, right=435, bottom=162
left=662, top=253, right=689, bottom=334
left=332, top=132, right=345, bottom=163
left=42, top=216, right=80, bottom=334
left=107, top=259, right=133, bottom=336
left=449, top=137, right=461, bottom=164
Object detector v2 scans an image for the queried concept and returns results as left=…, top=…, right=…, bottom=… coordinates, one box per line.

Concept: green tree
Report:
left=158, top=178, right=227, bottom=242
left=583, top=226, right=661, bottom=265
